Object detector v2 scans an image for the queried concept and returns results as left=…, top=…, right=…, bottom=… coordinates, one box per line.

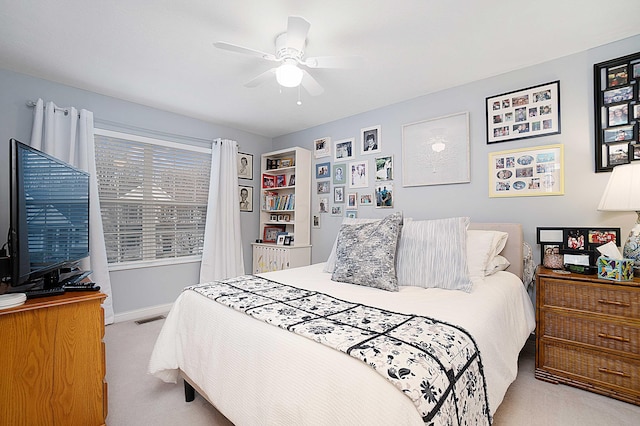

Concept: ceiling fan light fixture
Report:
left=276, top=61, right=303, bottom=88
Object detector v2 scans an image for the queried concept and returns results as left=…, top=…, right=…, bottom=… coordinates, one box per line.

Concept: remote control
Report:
left=64, top=282, right=100, bottom=292
left=25, top=286, right=66, bottom=299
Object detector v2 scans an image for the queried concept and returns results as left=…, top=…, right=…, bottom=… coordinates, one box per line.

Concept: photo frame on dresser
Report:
left=593, top=51, right=640, bottom=172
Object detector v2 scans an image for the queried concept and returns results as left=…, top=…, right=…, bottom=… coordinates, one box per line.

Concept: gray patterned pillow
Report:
left=331, top=212, right=403, bottom=291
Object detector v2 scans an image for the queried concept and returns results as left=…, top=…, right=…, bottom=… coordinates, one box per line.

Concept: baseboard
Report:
left=113, top=303, right=173, bottom=323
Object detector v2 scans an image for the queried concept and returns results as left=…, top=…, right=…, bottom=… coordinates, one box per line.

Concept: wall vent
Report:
left=135, top=315, right=165, bottom=325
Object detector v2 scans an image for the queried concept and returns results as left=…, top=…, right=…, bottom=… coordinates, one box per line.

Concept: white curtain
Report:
left=30, top=98, right=114, bottom=324
left=199, top=138, right=245, bottom=283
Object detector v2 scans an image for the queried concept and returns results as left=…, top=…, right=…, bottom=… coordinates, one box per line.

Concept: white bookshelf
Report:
left=252, top=147, right=311, bottom=273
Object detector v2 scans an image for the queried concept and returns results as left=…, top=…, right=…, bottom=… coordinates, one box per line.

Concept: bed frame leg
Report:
left=184, top=380, right=195, bottom=402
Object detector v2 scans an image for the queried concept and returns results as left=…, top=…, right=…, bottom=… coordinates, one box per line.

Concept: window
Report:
left=94, top=129, right=211, bottom=268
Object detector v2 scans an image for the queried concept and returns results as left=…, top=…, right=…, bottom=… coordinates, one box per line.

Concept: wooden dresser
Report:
left=535, top=266, right=640, bottom=405
left=0, top=291, right=107, bottom=425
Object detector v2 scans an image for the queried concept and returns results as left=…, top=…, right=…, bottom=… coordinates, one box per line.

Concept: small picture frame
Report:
left=318, top=197, right=328, bottom=213
left=486, top=81, right=560, bottom=144
left=375, top=183, right=393, bottom=208
left=349, top=160, right=369, bottom=188
left=334, top=186, right=345, bottom=203
left=264, top=225, right=286, bottom=243
left=375, top=155, right=393, bottom=181
left=239, top=185, right=253, bottom=212
left=607, top=64, right=629, bottom=88
left=276, top=233, right=287, bottom=245
left=312, top=214, right=321, bottom=228
left=262, top=174, right=275, bottom=188
left=237, top=152, right=253, bottom=180
left=634, top=144, right=640, bottom=161
left=603, top=86, right=634, bottom=104
left=276, top=174, right=287, bottom=187
left=331, top=206, right=343, bottom=216
left=334, top=138, right=355, bottom=162
left=345, top=210, right=357, bottom=219
left=317, top=181, right=330, bottom=194
left=360, top=125, right=381, bottom=155
left=314, top=137, right=331, bottom=159
left=333, top=163, right=346, bottom=184
left=288, top=174, right=296, bottom=186
left=283, top=235, right=292, bottom=246
left=359, top=193, right=373, bottom=205
left=347, top=193, right=358, bottom=208
left=316, top=162, right=330, bottom=179
left=280, top=157, right=294, bottom=168
left=564, top=229, right=587, bottom=251
left=603, top=125, right=634, bottom=143
left=607, top=142, right=630, bottom=166
left=269, top=214, right=278, bottom=222
left=607, top=104, right=629, bottom=127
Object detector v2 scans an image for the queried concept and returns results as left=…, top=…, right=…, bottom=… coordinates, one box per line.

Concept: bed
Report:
left=149, top=217, right=536, bottom=425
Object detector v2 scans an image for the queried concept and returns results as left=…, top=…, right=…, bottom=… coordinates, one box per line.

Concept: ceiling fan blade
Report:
left=286, top=16, right=310, bottom=52
left=303, top=55, right=364, bottom=69
left=301, top=70, right=324, bottom=96
left=214, top=42, right=277, bottom=61
left=244, top=68, right=277, bottom=88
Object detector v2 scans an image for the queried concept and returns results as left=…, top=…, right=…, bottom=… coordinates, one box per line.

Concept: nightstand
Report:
left=535, top=266, right=640, bottom=405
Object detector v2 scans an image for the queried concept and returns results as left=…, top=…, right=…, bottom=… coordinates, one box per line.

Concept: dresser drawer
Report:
left=542, top=342, right=640, bottom=395
left=542, top=310, right=639, bottom=354
left=541, top=278, right=640, bottom=319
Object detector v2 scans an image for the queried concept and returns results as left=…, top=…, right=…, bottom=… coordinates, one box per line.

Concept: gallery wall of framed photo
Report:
left=594, top=51, right=640, bottom=172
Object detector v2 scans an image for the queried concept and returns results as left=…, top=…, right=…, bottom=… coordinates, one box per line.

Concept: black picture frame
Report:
left=237, top=152, right=253, bottom=180
left=607, top=142, right=630, bottom=166
left=593, top=51, right=640, bottom=172
left=536, top=226, right=620, bottom=267
left=486, top=80, right=561, bottom=144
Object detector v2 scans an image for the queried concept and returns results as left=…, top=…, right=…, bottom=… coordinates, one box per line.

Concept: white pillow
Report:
left=466, top=230, right=509, bottom=278
left=396, top=217, right=472, bottom=292
left=485, top=255, right=510, bottom=275
left=323, top=217, right=382, bottom=273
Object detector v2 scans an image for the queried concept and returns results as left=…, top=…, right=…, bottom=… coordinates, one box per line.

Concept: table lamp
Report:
left=597, top=162, right=640, bottom=272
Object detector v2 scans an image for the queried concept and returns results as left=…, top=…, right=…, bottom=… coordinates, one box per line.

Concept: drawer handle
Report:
left=598, top=367, right=630, bottom=378
left=597, top=299, right=630, bottom=308
left=597, top=333, right=630, bottom=343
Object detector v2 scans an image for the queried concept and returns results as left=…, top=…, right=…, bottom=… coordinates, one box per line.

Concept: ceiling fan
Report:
left=214, top=16, right=361, bottom=96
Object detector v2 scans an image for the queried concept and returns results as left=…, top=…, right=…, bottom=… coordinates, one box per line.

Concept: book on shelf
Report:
left=262, top=192, right=295, bottom=211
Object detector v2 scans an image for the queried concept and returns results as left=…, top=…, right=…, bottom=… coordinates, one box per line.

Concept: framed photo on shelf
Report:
left=594, top=51, right=640, bottom=172
left=276, top=174, right=287, bottom=187
left=237, top=152, right=253, bottom=180
left=262, top=174, right=275, bottom=188
left=239, top=185, right=253, bottom=212
left=375, top=155, right=393, bottom=181
left=334, top=138, right=354, bottom=162
left=288, top=174, right=296, bottom=186
left=263, top=225, right=286, bottom=243
left=314, top=137, right=331, bottom=159
left=280, top=157, right=294, bottom=168
left=486, top=80, right=560, bottom=144
left=360, top=125, right=381, bottom=155
left=316, top=162, right=330, bottom=179
left=488, top=144, right=564, bottom=197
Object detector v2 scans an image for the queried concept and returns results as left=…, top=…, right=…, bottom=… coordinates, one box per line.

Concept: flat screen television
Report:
left=8, top=139, right=90, bottom=289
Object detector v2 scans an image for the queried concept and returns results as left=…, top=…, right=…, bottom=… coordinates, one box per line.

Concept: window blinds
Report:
left=94, top=130, right=211, bottom=266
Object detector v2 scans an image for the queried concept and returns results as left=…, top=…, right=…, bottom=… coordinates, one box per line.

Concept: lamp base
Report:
left=622, top=218, right=640, bottom=270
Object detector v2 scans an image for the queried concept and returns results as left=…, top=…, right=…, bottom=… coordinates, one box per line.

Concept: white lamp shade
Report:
left=276, top=61, right=303, bottom=88
left=597, top=163, right=640, bottom=212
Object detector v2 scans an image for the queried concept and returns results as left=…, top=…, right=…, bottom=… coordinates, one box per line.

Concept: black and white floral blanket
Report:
left=187, top=275, right=491, bottom=425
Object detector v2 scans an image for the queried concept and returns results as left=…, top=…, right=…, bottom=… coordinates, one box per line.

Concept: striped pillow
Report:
left=396, top=217, right=472, bottom=291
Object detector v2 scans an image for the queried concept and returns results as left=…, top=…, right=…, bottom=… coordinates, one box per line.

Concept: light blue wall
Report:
left=0, top=68, right=271, bottom=315
left=274, top=35, right=640, bottom=266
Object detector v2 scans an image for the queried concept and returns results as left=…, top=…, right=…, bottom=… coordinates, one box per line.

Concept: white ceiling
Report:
left=1, top=0, right=639, bottom=138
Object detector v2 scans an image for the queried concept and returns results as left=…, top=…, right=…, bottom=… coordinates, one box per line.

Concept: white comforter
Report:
left=149, top=263, right=535, bottom=425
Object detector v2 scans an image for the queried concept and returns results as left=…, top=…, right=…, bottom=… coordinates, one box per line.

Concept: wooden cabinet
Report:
left=535, top=266, right=640, bottom=405
left=253, top=147, right=311, bottom=273
left=0, top=291, right=107, bottom=425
